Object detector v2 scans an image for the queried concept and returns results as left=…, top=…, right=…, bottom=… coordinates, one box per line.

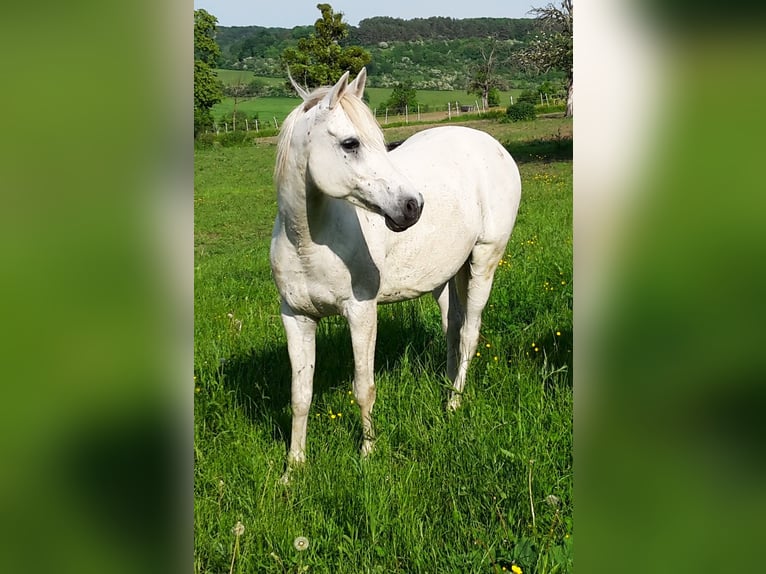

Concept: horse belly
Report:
left=378, top=214, right=478, bottom=302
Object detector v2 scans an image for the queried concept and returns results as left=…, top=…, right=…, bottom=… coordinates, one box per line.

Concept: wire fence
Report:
left=207, top=95, right=564, bottom=135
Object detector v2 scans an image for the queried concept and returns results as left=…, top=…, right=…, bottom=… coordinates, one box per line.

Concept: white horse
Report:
left=270, top=68, right=521, bottom=472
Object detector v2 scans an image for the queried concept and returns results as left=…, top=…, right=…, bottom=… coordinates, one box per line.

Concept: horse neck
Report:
left=277, top=153, right=332, bottom=249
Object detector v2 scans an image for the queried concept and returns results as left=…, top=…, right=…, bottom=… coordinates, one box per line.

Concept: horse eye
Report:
left=340, top=138, right=360, bottom=152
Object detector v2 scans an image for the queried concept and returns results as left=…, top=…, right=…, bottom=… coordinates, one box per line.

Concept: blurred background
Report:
left=576, top=0, right=766, bottom=572
left=0, top=0, right=764, bottom=572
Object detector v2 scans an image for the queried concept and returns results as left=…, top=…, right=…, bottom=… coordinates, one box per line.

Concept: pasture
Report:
left=211, top=70, right=525, bottom=125
left=194, top=115, right=572, bottom=572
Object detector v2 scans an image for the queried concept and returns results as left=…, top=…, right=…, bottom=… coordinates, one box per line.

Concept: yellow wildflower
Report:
left=511, top=565, right=523, bottom=574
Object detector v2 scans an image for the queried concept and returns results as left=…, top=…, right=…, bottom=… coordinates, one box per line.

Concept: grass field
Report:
left=194, top=115, right=573, bottom=573
left=211, top=70, right=526, bottom=125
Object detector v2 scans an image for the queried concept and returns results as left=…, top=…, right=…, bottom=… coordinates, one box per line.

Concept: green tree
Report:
left=519, top=0, right=573, bottom=117
left=384, top=82, right=418, bottom=113
left=281, top=3, right=371, bottom=88
left=194, top=9, right=223, bottom=136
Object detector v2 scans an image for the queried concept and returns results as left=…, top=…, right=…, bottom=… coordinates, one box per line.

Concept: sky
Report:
left=192, top=0, right=536, bottom=28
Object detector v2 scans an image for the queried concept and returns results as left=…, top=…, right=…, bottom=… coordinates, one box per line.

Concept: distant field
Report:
left=211, top=97, right=299, bottom=128
left=215, top=69, right=282, bottom=86
left=211, top=70, right=526, bottom=125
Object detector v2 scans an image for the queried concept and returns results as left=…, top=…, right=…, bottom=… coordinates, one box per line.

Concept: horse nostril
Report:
left=405, top=198, right=419, bottom=220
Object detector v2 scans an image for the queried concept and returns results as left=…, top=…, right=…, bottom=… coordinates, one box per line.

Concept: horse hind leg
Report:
left=447, top=244, right=502, bottom=411
left=433, top=264, right=469, bottom=388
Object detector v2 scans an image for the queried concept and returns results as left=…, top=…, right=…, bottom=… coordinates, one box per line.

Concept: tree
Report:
left=466, top=39, right=506, bottom=110
left=223, top=79, right=258, bottom=131
left=519, top=0, right=573, bottom=117
left=194, top=9, right=223, bottom=135
left=384, top=82, right=418, bottom=113
left=281, top=4, right=371, bottom=88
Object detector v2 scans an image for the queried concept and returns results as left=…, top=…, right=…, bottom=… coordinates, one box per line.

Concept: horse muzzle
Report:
left=384, top=194, right=423, bottom=232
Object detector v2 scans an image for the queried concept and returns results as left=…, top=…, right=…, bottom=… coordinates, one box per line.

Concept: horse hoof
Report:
left=447, top=396, right=462, bottom=411
left=361, top=440, right=376, bottom=458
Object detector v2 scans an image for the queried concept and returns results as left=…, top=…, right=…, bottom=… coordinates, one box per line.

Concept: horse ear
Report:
left=326, top=70, right=350, bottom=109
left=348, top=68, right=367, bottom=99
left=287, top=67, right=310, bottom=101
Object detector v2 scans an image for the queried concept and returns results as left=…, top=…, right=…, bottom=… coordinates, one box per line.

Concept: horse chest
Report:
left=273, top=238, right=365, bottom=316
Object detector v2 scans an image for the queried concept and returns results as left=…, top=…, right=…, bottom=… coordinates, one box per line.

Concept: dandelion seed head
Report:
left=545, top=494, right=561, bottom=507
left=232, top=521, right=245, bottom=536
left=293, top=536, right=309, bottom=551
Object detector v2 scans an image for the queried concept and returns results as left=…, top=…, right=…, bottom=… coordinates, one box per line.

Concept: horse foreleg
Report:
left=281, top=304, right=318, bottom=475
left=448, top=245, right=500, bottom=411
left=345, top=301, right=378, bottom=457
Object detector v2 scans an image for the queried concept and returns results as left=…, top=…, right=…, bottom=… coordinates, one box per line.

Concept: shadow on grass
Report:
left=532, top=327, right=573, bottom=391
left=503, top=135, right=572, bottom=163
left=213, top=312, right=440, bottom=452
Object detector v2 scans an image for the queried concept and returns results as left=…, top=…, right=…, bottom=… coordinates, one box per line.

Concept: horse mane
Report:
left=274, top=86, right=386, bottom=185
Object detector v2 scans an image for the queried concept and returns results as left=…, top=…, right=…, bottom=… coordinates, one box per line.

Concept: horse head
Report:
left=283, top=68, right=423, bottom=232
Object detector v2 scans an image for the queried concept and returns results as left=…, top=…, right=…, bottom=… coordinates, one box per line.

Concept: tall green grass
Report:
left=194, top=118, right=572, bottom=573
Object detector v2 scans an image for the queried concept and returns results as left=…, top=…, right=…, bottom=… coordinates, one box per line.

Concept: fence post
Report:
left=448, top=102, right=451, bottom=120
left=385, top=108, right=388, bottom=124
left=245, top=119, right=249, bottom=131
left=405, top=104, right=408, bottom=124
left=255, top=119, right=259, bottom=133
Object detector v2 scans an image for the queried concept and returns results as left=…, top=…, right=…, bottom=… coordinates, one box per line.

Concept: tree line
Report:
left=350, top=16, right=539, bottom=44
left=214, top=16, right=541, bottom=70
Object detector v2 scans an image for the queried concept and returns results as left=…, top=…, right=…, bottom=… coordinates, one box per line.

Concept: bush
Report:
left=517, top=89, right=540, bottom=106
left=506, top=102, right=537, bottom=122
left=194, top=132, right=217, bottom=149
left=194, top=108, right=214, bottom=137
left=217, top=130, right=258, bottom=147
left=488, top=87, right=500, bottom=107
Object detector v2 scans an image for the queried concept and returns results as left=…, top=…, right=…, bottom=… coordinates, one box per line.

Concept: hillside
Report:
left=213, top=17, right=564, bottom=92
